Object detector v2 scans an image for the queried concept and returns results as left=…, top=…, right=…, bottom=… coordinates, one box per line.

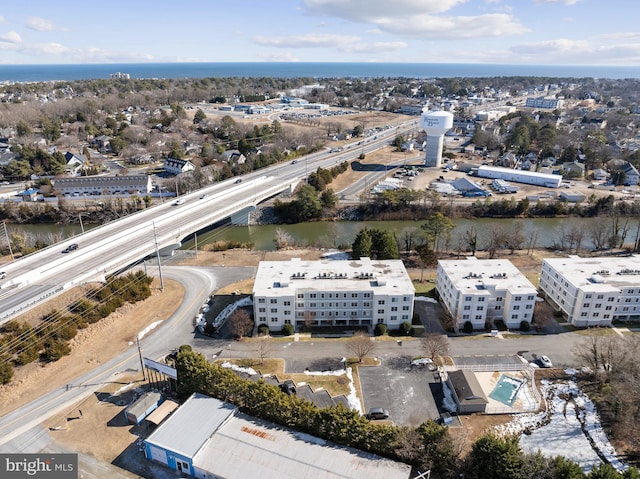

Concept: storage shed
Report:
left=124, top=391, right=163, bottom=425
left=446, top=370, right=488, bottom=414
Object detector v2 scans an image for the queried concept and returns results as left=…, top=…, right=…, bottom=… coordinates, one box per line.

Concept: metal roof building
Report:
left=144, top=393, right=411, bottom=479
left=475, top=165, right=562, bottom=188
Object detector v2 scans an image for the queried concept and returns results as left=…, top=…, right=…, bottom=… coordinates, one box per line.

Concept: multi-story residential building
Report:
left=539, top=256, right=640, bottom=327
left=252, top=257, right=415, bottom=332
left=436, top=257, right=538, bottom=330
left=525, top=97, right=564, bottom=109
left=53, top=175, right=153, bottom=197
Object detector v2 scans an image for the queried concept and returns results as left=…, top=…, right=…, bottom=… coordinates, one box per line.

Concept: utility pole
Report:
left=152, top=221, right=165, bottom=292
left=1, top=221, right=14, bottom=260
left=194, top=233, right=198, bottom=257
left=78, top=214, right=85, bottom=234
left=136, top=336, right=146, bottom=381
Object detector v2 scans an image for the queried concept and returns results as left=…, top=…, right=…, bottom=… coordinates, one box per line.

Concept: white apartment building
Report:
left=252, top=258, right=415, bottom=332
left=539, top=256, right=640, bottom=327
left=436, top=257, right=538, bottom=330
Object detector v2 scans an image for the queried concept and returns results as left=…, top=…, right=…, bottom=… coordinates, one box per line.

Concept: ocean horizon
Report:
left=0, top=62, right=639, bottom=83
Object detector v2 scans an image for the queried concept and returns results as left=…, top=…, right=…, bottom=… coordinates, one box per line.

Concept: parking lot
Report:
left=358, top=355, right=441, bottom=427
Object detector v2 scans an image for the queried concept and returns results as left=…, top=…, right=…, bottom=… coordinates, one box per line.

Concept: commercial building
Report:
left=525, top=97, right=564, bottom=109
left=436, top=257, right=538, bottom=330
left=475, top=165, right=562, bottom=188
left=539, top=256, right=640, bottom=327
left=252, top=257, right=415, bottom=332
left=144, top=393, right=411, bottom=479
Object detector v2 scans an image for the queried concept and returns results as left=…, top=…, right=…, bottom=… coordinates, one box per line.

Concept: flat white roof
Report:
left=439, top=257, right=537, bottom=294
left=543, top=256, right=640, bottom=292
left=145, top=393, right=236, bottom=458
left=253, top=258, right=415, bottom=297
left=193, top=412, right=411, bottom=479
left=478, top=165, right=559, bottom=180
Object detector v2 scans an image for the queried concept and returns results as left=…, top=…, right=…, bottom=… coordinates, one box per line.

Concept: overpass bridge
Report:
left=0, top=120, right=418, bottom=323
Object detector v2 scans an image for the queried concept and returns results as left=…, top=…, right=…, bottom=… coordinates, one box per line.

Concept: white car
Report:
left=173, top=198, right=185, bottom=206
left=539, top=355, right=553, bottom=368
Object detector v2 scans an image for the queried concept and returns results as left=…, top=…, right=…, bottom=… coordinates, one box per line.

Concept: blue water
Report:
left=0, top=62, right=638, bottom=83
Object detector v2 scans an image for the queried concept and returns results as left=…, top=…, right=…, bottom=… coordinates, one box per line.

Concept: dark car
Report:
left=62, top=243, right=79, bottom=253
left=366, top=407, right=389, bottom=420
left=234, top=178, right=242, bottom=184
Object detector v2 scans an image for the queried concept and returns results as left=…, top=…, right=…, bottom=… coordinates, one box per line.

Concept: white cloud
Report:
left=0, top=16, right=5, bottom=24
left=510, top=38, right=640, bottom=64
left=258, top=51, right=301, bottom=62
left=252, top=33, right=407, bottom=55
left=253, top=33, right=361, bottom=49
left=533, top=0, right=582, bottom=5
left=0, top=30, right=22, bottom=44
left=377, top=13, right=529, bottom=38
left=304, top=0, right=466, bottom=21
left=27, top=17, right=61, bottom=32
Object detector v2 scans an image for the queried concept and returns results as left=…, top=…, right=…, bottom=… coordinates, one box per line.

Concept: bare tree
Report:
left=572, top=335, right=631, bottom=382
left=255, top=336, right=274, bottom=365
left=346, top=332, right=377, bottom=362
left=421, top=333, right=450, bottom=360
left=228, top=308, right=253, bottom=340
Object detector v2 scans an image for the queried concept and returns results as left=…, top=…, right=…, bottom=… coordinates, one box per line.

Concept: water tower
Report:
left=421, top=109, right=454, bottom=167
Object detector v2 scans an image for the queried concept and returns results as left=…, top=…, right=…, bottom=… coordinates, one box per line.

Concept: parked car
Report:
left=539, top=355, right=553, bottom=368
left=366, top=407, right=389, bottom=420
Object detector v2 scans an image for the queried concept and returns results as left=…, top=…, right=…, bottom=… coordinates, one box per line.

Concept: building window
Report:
left=527, top=295, right=535, bottom=301
left=284, top=301, right=291, bottom=306
left=297, top=303, right=303, bottom=308
left=310, top=293, right=317, bottom=299
left=391, top=307, right=398, bottom=311
left=496, top=297, right=503, bottom=302
left=597, top=295, right=604, bottom=300
left=515, top=296, right=522, bottom=301
left=478, top=297, right=485, bottom=302
left=403, top=296, right=410, bottom=302
left=525, top=304, right=532, bottom=310
left=271, top=318, right=278, bottom=323
left=352, top=293, right=358, bottom=298
left=513, top=305, right=520, bottom=310
left=378, top=309, right=385, bottom=314
left=351, top=302, right=358, bottom=307
left=465, top=296, right=472, bottom=301
left=585, top=294, right=592, bottom=299
left=378, top=300, right=385, bottom=305
left=402, top=305, right=409, bottom=311
left=364, top=293, right=371, bottom=298
left=364, top=302, right=371, bottom=307
left=284, top=320, right=291, bottom=324
left=463, top=305, right=471, bottom=311
left=495, top=305, right=501, bottom=311
left=392, top=297, right=398, bottom=303
left=377, top=318, right=384, bottom=324
left=511, top=314, right=518, bottom=319
left=296, top=294, right=303, bottom=299
left=259, top=316, right=266, bottom=322
left=402, top=315, right=409, bottom=320
left=390, top=315, right=397, bottom=321
left=583, top=303, right=590, bottom=308
left=259, top=307, right=266, bottom=313
left=284, top=310, right=291, bottom=315
left=476, top=306, right=484, bottom=311
left=258, top=298, right=266, bottom=303
left=463, top=314, right=469, bottom=319
left=475, top=315, right=483, bottom=320
left=310, top=302, right=316, bottom=308
left=595, top=303, right=601, bottom=309
left=270, top=308, right=278, bottom=313
left=605, top=306, right=612, bottom=311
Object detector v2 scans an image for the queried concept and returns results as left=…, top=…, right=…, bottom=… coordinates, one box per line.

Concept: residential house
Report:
left=93, top=135, right=111, bottom=152
left=164, top=158, right=195, bottom=176
left=221, top=149, right=246, bottom=165
left=592, top=168, right=609, bottom=181
left=561, top=161, right=585, bottom=178
left=64, top=152, right=88, bottom=175
left=622, top=162, right=640, bottom=185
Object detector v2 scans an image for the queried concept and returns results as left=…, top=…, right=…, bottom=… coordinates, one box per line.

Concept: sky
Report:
left=0, top=0, right=638, bottom=65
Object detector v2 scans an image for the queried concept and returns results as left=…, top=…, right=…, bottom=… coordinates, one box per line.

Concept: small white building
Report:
left=436, top=257, right=538, bottom=330
left=144, top=393, right=411, bottom=479
left=539, top=256, right=640, bottom=327
left=253, top=257, right=415, bottom=332
left=475, top=165, right=562, bottom=188
left=164, top=158, right=195, bottom=176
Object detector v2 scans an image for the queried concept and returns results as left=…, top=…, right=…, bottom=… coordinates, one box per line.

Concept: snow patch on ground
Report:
left=136, top=320, right=163, bottom=341
left=221, top=361, right=257, bottom=376
left=441, top=381, right=458, bottom=413
left=415, top=296, right=438, bottom=304
left=304, top=367, right=362, bottom=413
left=493, top=375, right=627, bottom=473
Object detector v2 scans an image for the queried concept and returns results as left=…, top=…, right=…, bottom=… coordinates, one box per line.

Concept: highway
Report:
left=0, top=120, right=416, bottom=323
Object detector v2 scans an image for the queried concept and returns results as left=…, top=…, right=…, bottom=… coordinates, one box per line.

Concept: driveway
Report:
left=358, top=354, right=440, bottom=427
